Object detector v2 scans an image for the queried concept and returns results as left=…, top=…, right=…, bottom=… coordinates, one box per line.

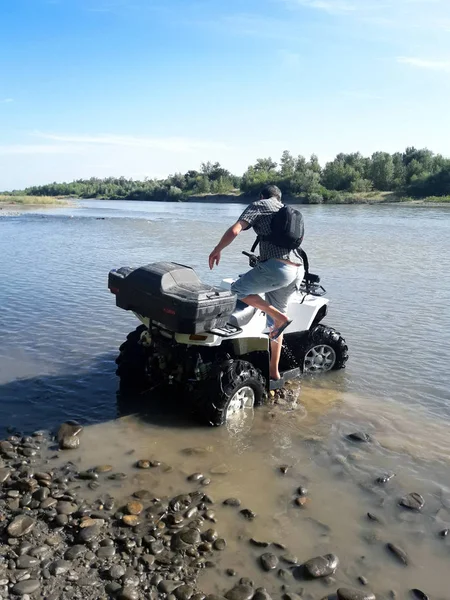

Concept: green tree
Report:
left=369, top=152, right=394, bottom=191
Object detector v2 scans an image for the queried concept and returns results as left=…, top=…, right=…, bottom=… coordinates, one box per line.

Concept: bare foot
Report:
left=269, top=314, right=290, bottom=340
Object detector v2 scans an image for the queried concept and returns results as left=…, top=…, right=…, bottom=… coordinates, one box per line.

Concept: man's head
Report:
left=260, top=184, right=282, bottom=201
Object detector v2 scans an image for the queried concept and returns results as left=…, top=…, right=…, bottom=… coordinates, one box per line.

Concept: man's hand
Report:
left=209, top=248, right=221, bottom=270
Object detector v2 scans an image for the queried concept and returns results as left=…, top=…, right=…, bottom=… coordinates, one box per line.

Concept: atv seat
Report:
left=228, top=300, right=257, bottom=328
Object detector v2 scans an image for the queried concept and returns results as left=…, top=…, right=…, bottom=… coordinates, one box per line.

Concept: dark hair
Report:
left=260, top=184, right=282, bottom=201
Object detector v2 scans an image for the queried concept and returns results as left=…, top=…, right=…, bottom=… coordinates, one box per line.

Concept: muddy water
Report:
left=1, top=201, right=450, bottom=596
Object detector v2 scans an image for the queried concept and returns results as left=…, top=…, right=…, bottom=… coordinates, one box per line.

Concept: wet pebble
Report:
left=260, top=553, right=279, bottom=571
left=337, top=589, right=376, bottom=600
left=49, top=559, right=71, bottom=576
left=97, top=545, right=116, bottom=558
left=439, top=528, right=449, bottom=537
left=126, top=501, right=144, bottom=515
left=109, top=565, right=126, bottom=580
left=253, top=590, right=272, bottom=600
left=175, top=584, right=195, bottom=600
left=223, top=498, right=241, bottom=507
left=122, top=515, right=140, bottom=527
left=410, top=591, right=429, bottom=600
left=294, top=497, right=309, bottom=508
left=78, top=524, right=101, bottom=542
left=303, top=553, right=339, bottom=578
left=11, top=580, right=41, bottom=595
left=213, top=538, right=226, bottom=551
left=118, top=587, right=140, bottom=600
left=65, top=545, right=85, bottom=560
left=94, top=464, right=113, bottom=473
left=386, top=543, right=409, bottom=565
left=250, top=539, right=270, bottom=548
left=375, top=473, right=395, bottom=485
left=16, top=555, right=39, bottom=569
left=367, top=513, right=384, bottom=524
left=133, top=489, right=152, bottom=500
left=225, top=584, right=254, bottom=600
left=399, top=493, right=425, bottom=511
left=280, top=554, right=299, bottom=565
left=279, top=465, right=290, bottom=474
left=240, top=509, right=256, bottom=520
left=7, top=515, right=35, bottom=538
left=159, top=580, right=182, bottom=594
left=56, top=500, right=78, bottom=515
left=136, top=460, right=151, bottom=469
left=0, top=468, right=11, bottom=483
left=60, top=435, right=80, bottom=450
left=188, top=473, right=204, bottom=482
left=347, top=432, right=372, bottom=443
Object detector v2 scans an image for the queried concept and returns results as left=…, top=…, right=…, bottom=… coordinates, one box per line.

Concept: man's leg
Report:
left=238, top=294, right=289, bottom=330
left=269, top=335, right=284, bottom=380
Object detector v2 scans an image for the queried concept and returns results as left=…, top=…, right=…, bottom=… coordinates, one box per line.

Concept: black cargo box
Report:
left=108, top=262, right=236, bottom=334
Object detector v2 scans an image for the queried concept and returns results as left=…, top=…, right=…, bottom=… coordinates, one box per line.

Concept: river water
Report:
left=1, top=200, right=450, bottom=597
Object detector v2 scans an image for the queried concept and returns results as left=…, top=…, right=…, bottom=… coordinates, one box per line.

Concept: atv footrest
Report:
left=207, top=323, right=243, bottom=337
left=270, top=368, right=301, bottom=391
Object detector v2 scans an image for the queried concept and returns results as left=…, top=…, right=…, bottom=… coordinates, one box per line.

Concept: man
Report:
left=209, top=184, right=304, bottom=380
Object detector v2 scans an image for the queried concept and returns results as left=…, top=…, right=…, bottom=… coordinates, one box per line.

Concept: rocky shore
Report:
left=0, top=421, right=439, bottom=600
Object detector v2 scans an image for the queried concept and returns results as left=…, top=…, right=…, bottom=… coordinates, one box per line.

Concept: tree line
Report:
left=8, top=147, right=450, bottom=203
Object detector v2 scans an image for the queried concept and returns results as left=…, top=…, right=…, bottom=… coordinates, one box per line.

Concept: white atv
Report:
left=108, top=252, right=348, bottom=426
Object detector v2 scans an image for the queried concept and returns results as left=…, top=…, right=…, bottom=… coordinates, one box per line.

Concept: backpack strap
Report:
left=251, top=236, right=260, bottom=253
left=298, top=248, right=310, bottom=292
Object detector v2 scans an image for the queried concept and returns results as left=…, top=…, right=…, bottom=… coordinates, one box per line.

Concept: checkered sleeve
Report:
left=238, top=202, right=262, bottom=228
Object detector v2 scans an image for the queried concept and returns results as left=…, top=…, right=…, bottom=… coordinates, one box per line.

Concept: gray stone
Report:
left=17, top=555, right=39, bottom=569
left=0, top=468, right=11, bottom=483
left=337, top=589, right=376, bottom=600
left=399, top=493, right=425, bottom=511
left=260, top=553, right=279, bottom=571
left=223, top=498, right=241, bottom=507
left=56, top=501, right=78, bottom=515
left=109, top=565, right=126, bottom=580
left=175, top=585, right=195, bottom=600
left=7, top=515, right=35, bottom=538
left=253, top=591, right=272, bottom=600
left=214, top=538, right=226, bottom=551
left=97, top=546, right=116, bottom=559
left=249, top=538, right=270, bottom=548
left=280, top=554, right=299, bottom=565
left=106, top=582, right=123, bottom=595
left=49, top=559, right=71, bottom=576
left=118, top=587, right=140, bottom=600
left=11, top=580, right=40, bottom=595
left=78, top=525, right=101, bottom=543
left=60, top=435, right=80, bottom=450
left=65, top=545, right=86, bottom=560
left=225, top=585, right=254, bottom=600
left=386, top=543, right=408, bottom=565
left=303, top=553, right=339, bottom=578
left=347, top=432, right=372, bottom=443
left=159, top=580, right=182, bottom=594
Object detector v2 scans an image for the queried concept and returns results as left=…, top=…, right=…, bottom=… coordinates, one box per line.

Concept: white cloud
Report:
left=32, top=132, right=229, bottom=152
left=1, top=98, right=13, bottom=104
left=397, top=56, right=450, bottom=72
left=0, top=144, right=85, bottom=155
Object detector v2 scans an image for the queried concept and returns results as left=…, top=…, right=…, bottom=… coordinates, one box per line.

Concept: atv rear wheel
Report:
left=115, top=325, right=149, bottom=391
left=287, top=325, right=348, bottom=374
left=192, top=360, right=266, bottom=427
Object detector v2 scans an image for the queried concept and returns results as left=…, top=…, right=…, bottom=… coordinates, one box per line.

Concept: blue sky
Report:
left=1, top=0, right=450, bottom=189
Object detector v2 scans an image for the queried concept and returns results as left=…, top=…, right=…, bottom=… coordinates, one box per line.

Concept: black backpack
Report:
left=251, top=205, right=304, bottom=253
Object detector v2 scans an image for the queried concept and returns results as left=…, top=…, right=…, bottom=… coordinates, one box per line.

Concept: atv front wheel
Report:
left=192, top=360, right=267, bottom=427
left=287, top=325, right=348, bottom=374
left=115, top=325, right=149, bottom=391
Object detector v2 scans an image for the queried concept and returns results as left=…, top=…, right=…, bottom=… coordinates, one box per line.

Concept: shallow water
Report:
left=1, top=200, right=450, bottom=596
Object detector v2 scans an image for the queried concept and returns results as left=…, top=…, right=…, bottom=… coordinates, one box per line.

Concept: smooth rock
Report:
left=337, top=588, right=376, bottom=600
left=109, top=565, right=126, bottom=580
left=399, top=493, right=425, bottom=511
left=97, top=546, right=116, bottom=558
left=78, top=525, right=101, bottom=542
left=126, top=501, right=144, bottom=515
left=0, top=468, right=11, bottom=483
left=303, top=553, right=339, bottom=578
left=175, top=585, right=195, bottom=600
left=65, top=545, right=85, bottom=560
left=16, top=555, right=39, bottom=569
left=94, top=464, right=113, bottom=473
left=223, top=498, right=241, bottom=507
left=49, top=560, right=71, bottom=576
left=375, top=473, right=395, bottom=485
left=56, top=500, right=78, bottom=515
left=80, top=518, right=105, bottom=529
left=260, top=553, right=278, bottom=571
left=188, top=473, right=204, bottom=482
left=240, top=509, right=256, bottom=520
left=439, top=528, right=449, bottom=537
left=410, top=590, right=429, bottom=600
left=386, top=543, right=408, bottom=565
left=7, top=515, right=35, bottom=538
left=347, top=432, right=372, bottom=443
left=159, top=580, right=182, bottom=594
left=11, top=580, right=40, bottom=595
left=60, top=436, right=80, bottom=450
left=249, top=538, right=270, bottom=548
left=280, top=554, right=299, bottom=565
left=118, top=587, right=139, bottom=600
left=225, top=585, right=254, bottom=600
left=253, top=591, right=272, bottom=600
left=214, top=538, right=226, bottom=551
left=133, top=490, right=152, bottom=500
left=294, top=497, right=309, bottom=507
left=136, top=460, right=151, bottom=469
left=57, top=421, right=83, bottom=442
left=122, top=515, right=140, bottom=527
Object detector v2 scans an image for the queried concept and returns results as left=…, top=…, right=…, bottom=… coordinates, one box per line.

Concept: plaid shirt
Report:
left=239, top=197, right=303, bottom=264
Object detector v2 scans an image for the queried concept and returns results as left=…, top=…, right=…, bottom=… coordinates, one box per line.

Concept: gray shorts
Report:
left=231, top=258, right=304, bottom=314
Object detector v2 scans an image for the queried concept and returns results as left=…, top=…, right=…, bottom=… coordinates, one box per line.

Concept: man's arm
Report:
left=209, top=220, right=249, bottom=269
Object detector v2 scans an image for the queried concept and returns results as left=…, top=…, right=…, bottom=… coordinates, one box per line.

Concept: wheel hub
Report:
left=226, top=386, right=255, bottom=417
left=304, top=344, right=336, bottom=373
